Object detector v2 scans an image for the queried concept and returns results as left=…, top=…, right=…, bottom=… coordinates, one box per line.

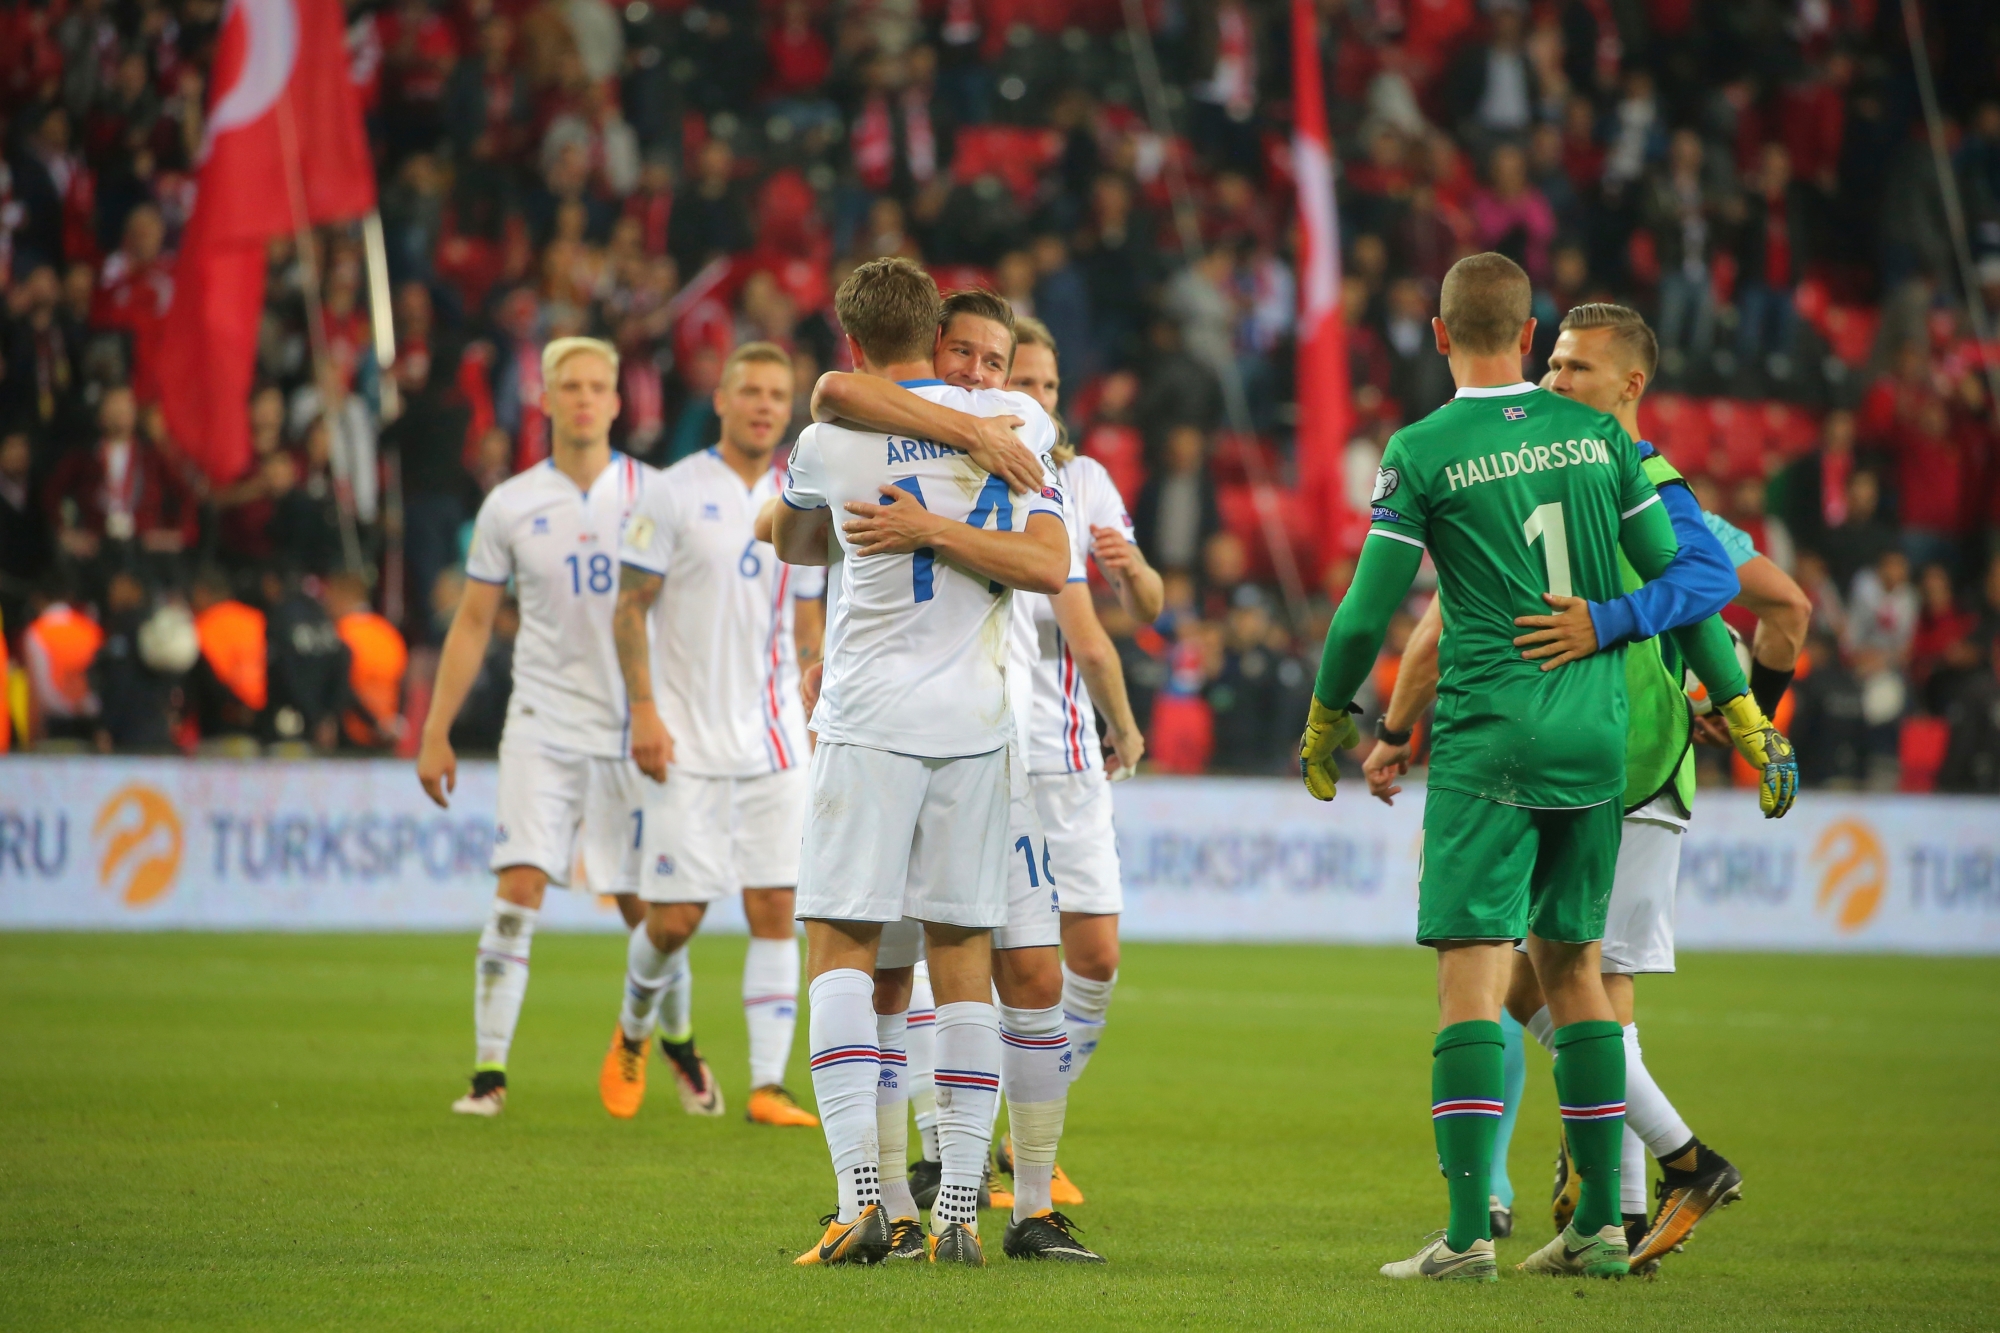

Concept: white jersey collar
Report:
left=1453, top=382, right=1539, bottom=399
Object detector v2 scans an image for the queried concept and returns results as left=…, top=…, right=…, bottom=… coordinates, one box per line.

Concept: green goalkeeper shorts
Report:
left=1416, top=787, right=1624, bottom=945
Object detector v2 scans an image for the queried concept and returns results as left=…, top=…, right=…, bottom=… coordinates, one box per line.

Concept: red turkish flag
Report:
left=1291, top=0, right=1355, bottom=568
left=159, top=0, right=375, bottom=485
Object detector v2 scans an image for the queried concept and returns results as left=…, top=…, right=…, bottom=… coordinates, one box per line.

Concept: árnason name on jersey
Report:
left=1445, top=437, right=1615, bottom=492
left=886, top=436, right=964, bottom=465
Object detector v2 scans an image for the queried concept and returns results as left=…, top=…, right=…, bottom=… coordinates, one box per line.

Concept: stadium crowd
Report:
left=1, top=0, right=1998, bottom=789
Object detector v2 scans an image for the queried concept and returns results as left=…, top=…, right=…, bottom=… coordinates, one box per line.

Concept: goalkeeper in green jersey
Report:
left=1362, top=303, right=1801, bottom=1274
left=1298, top=254, right=1789, bottom=1282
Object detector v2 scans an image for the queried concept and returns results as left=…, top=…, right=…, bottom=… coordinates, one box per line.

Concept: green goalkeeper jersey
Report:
left=1369, top=384, right=1661, bottom=808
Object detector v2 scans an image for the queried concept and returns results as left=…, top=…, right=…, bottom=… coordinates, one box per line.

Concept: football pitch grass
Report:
left=2, top=934, right=1995, bottom=1331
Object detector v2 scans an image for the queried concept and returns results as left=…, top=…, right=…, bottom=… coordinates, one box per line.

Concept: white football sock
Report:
left=742, top=935, right=800, bottom=1088
left=618, top=923, right=674, bottom=1044
left=656, top=942, right=694, bottom=1044
left=474, top=902, right=537, bottom=1069
left=1623, top=1023, right=1694, bottom=1160
left=875, top=1010, right=917, bottom=1218
left=1525, top=1004, right=1555, bottom=1051
left=1060, top=964, right=1115, bottom=1081
left=1622, top=1124, right=1649, bottom=1215
left=1000, top=1001, right=1070, bottom=1220
left=807, top=969, right=880, bottom=1223
left=907, top=963, right=939, bottom=1160
left=932, top=999, right=1000, bottom=1234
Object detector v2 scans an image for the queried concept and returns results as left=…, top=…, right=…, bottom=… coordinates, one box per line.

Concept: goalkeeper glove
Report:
left=1299, top=698, right=1362, bottom=801
left=1719, top=692, right=1799, bottom=819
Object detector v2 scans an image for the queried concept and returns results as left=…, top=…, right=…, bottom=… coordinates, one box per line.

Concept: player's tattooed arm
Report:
left=616, top=565, right=673, bottom=781
left=810, top=371, right=1042, bottom=494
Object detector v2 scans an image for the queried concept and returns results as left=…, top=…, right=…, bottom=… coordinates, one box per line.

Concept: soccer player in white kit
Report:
left=418, top=337, right=648, bottom=1117
left=771, top=258, right=1070, bottom=1268
left=1005, top=318, right=1162, bottom=1125
left=597, top=341, right=826, bottom=1127
left=805, top=298, right=1136, bottom=1260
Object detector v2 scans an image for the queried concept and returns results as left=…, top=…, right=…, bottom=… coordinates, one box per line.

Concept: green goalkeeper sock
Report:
left=1432, top=1020, right=1505, bottom=1253
left=1552, top=1020, right=1627, bottom=1237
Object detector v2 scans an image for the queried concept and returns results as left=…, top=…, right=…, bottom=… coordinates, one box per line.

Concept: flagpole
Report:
left=362, top=210, right=404, bottom=626
left=275, top=92, right=366, bottom=580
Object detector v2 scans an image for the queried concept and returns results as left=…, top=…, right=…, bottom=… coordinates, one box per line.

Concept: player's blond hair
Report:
left=1559, top=303, right=1660, bottom=381
left=721, top=340, right=793, bottom=387
left=1439, top=252, right=1532, bottom=355
left=1011, top=316, right=1073, bottom=464
left=542, top=336, right=620, bottom=385
left=836, top=257, right=942, bottom=365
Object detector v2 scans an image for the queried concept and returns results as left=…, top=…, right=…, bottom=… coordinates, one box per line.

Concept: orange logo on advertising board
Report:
left=1812, top=819, right=1885, bottom=932
left=93, top=785, right=183, bottom=907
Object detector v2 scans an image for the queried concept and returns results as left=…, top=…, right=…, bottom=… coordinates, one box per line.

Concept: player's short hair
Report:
left=1012, top=314, right=1057, bottom=357
left=835, top=257, right=942, bottom=365
left=542, top=336, right=620, bottom=385
left=939, top=287, right=1016, bottom=344
left=720, top=340, right=793, bottom=387
left=1559, top=302, right=1660, bottom=381
left=1438, top=252, right=1533, bottom=355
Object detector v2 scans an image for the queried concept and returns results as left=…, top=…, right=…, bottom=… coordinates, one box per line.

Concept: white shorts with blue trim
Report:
left=794, top=741, right=1009, bottom=929
left=1029, top=768, right=1123, bottom=916
left=639, top=765, right=806, bottom=903
left=491, top=737, right=644, bottom=893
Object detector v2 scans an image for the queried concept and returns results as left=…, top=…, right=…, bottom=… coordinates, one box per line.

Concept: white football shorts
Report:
left=995, top=745, right=1060, bottom=951
left=1600, top=804, right=1684, bottom=975
left=490, top=737, right=644, bottom=893
left=1029, top=768, right=1123, bottom=916
left=639, top=765, right=807, bottom=903
left=794, top=741, right=1009, bottom=929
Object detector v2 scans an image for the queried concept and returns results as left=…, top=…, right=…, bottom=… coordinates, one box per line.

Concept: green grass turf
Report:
left=2, top=934, right=1996, bottom=1331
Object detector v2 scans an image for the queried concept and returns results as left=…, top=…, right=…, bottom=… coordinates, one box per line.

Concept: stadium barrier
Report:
left=2, top=758, right=1996, bottom=953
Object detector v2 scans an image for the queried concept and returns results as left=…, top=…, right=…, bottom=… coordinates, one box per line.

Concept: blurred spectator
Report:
left=667, top=140, right=752, bottom=280
left=0, top=429, right=52, bottom=632
left=21, top=574, right=101, bottom=742
left=260, top=569, right=347, bottom=750
left=4, top=264, right=86, bottom=444
left=1133, top=425, right=1222, bottom=575
left=88, top=568, right=182, bottom=752
left=1732, top=142, right=1813, bottom=380
left=1642, top=129, right=1731, bottom=375
left=1910, top=563, right=1978, bottom=710
left=382, top=350, right=473, bottom=641
left=187, top=567, right=265, bottom=744
left=268, top=419, right=348, bottom=578
left=43, top=385, right=196, bottom=580
left=214, top=385, right=291, bottom=565
left=1445, top=6, right=1539, bottom=145
left=1470, top=142, right=1555, bottom=283
left=1790, top=628, right=1869, bottom=787
left=325, top=573, right=407, bottom=749
left=1889, top=395, right=1979, bottom=574
left=1824, top=470, right=1899, bottom=594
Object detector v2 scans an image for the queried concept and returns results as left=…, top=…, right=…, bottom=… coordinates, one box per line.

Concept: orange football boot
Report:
left=746, top=1084, right=820, bottom=1127
left=599, top=1028, right=647, bottom=1118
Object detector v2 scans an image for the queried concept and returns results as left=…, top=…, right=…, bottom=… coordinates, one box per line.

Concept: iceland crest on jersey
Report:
left=1503, top=405, right=1528, bottom=421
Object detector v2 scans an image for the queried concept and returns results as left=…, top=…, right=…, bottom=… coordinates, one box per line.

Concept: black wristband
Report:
left=1749, top=660, right=1795, bottom=718
left=1376, top=716, right=1413, bottom=747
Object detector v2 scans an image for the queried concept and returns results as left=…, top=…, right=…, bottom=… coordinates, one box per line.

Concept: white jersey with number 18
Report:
left=464, top=453, right=644, bottom=760
left=781, top=380, right=1062, bottom=759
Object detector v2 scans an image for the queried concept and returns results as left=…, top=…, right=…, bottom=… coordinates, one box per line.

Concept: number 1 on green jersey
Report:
left=1523, top=501, right=1573, bottom=597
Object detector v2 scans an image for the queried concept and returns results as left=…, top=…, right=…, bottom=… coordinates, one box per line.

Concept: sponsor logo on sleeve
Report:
left=625, top=515, right=655, bottom=549
left=1371, top=506, right=1404, bottom=524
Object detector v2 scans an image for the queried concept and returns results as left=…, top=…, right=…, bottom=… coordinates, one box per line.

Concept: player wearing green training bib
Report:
left=1300, top=253, right=1695, bottom=1284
